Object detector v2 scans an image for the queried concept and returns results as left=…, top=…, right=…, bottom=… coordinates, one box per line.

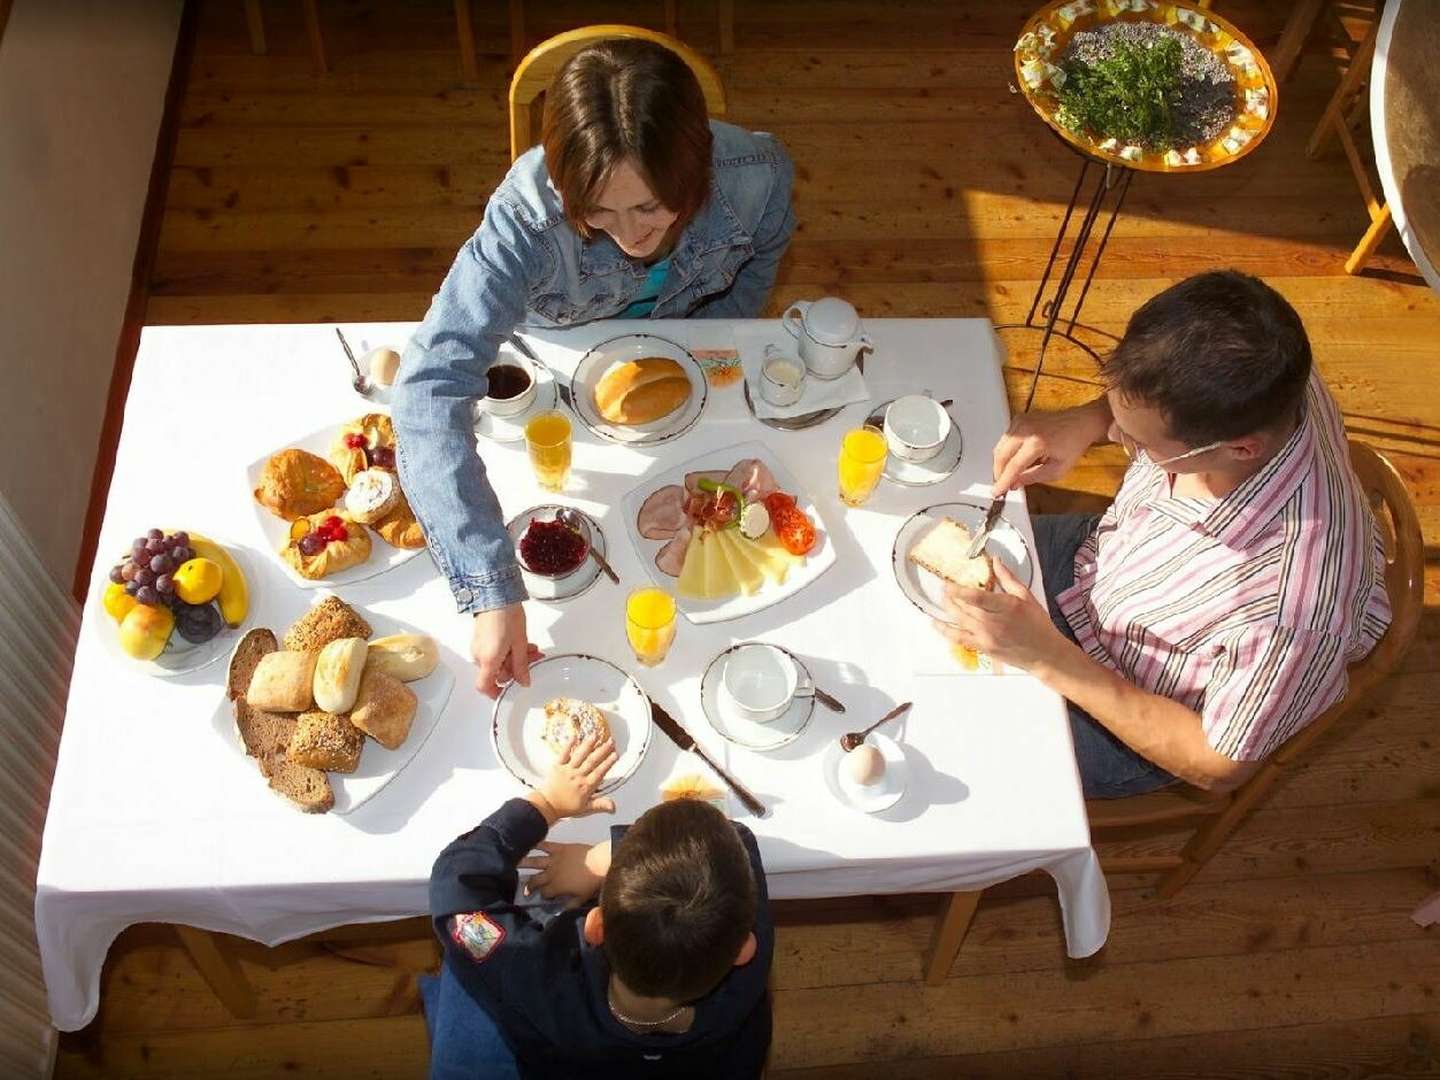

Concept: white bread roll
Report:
left=366, top=633, right=439, bottom=682
left=593, top=357, right=691, bottom=425
left=312, top=637, right=368, bottom=713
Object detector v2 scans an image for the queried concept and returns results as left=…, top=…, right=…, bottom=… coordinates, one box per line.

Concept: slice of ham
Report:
left=723, top=458, right=780, bottom=501
left=684, top=469, right=728, bottom=494
left=654, top=526, right=691, bottom=577
left=637, top=484, right=687, bottom=539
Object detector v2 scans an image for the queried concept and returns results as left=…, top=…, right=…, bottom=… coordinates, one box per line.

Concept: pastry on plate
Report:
left=908, top=518, right=995, bottom=590
left=594, top=357, right=691, bottom=426
left=312, top=637, right=368, bottom=714
left=287, top=708, right=364, bottom=773
left=253, top=449, right=347, bottom=520
left=284, top=595, right=373, bottom=653
left=228, top=630, right=333, bottom=812
left=540, top=697, right=612, bottom=758
left=331, top=413, right=396, bottom=484
left=282, top=510, right=372, bottom=580
left=371, top=490, right=426, bottom=550
left=366, top=633, right=439, bottom=682
left=344, top=468, right=401, bottom=525
left=349, top=668, right=417, bottom=750
left=246, top=649, right=318, bottom=713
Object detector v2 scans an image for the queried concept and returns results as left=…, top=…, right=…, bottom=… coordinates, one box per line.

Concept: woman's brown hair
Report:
left=542, top=38, right=713, bottom=240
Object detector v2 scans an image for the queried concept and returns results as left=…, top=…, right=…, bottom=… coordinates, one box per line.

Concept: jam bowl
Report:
left=514, top=507, right=592, bottom=579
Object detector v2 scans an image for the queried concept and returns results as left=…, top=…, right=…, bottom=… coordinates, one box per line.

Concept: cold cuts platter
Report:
left=621, top=442, right=836, bottom=625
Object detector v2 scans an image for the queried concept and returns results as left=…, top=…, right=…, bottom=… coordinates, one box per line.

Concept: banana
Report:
left=186, top=530, right=249, bottom=627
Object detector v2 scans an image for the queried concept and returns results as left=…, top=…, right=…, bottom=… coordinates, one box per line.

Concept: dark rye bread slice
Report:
left=227, top=628, right=334, bottom=814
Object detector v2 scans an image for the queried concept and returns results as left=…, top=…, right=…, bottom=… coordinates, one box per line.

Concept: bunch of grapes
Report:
left=343, top=432, right=395, bottom=470
left=108, top=528, right=193, bottom=608
left=297, top=515, right=349, bottom=557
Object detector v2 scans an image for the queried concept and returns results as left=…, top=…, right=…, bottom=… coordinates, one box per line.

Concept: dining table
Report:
left=35, top=315, right=1110, bottom=1032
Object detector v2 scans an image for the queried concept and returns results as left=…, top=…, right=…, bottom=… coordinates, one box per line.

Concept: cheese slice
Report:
left=713, top=530, right=763, bottom=596
left=752, top=530, right=800, bottom=585
left=676, top=532, right=707, bottom=600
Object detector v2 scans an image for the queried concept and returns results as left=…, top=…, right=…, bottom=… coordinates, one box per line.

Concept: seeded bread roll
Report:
left=284, top=596, right=372, bottom=653
left=313, top=637, right=368, bottom=713
left=593, top=357, right=691, bottom=426
left=246, top=650, right=318, bottom=713
left=287, top=709, right=364, bottom=773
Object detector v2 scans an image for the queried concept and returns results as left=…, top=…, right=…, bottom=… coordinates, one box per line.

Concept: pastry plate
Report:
left=892, top=499, right=1035, bottom=625
left=93, top=534, right=257, bottom=679
left=505, top=506, right=610, bottom=603
left=865, top=398, right=964, bottom=486
left=473, top=348, right=560, bottom=444
left=245, top=421, right=426, bottom=589
left=821, top=732, right=908, bottom=815
left=491, top=653, right=652, bottom=796
left=211, top=604, right=455, bottom=815
left=621, top=441, right=837, bottom=625
left=569, top=333, right=708, bottom=446
left=699, top=644, right=816, bottom=753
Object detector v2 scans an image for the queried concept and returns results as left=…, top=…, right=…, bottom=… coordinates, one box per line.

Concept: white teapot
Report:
left=782, top=297, right=872, bottom=380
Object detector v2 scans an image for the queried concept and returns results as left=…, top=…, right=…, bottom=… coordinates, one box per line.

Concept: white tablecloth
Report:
left=36, top=318, right=1109, bottom=1031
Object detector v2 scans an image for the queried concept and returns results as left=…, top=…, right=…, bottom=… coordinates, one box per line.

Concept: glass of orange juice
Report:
left=524, top=410, right=572, bottom=492
left=837, top=424, right=888, bottom=506
left=626, top=587, right=677, bottom=667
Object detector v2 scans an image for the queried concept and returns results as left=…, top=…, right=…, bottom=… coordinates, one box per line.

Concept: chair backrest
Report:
left=508, top=24, right=727, bottom=163
left=1273, top=440, right=1425, bottom=765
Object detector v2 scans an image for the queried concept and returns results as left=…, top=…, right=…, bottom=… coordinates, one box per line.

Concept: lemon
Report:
left=173, top=557, right=224, bottom=605
left=103, top=581, right=137, bottom=622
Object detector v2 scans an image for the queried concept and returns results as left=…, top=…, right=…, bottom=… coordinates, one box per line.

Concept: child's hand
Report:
left=527, top=732, right=618, bottom=824
left=520, top=841, right=612, bottom=906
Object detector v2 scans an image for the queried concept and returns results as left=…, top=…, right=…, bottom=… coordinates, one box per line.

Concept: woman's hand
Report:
left=526, top=732, right=618, bottom=825
left=472, top=603, right=543, bottom=699
left=519, top=841, right=612, bottom=905
left=991, top=397, right=1112, bottom=495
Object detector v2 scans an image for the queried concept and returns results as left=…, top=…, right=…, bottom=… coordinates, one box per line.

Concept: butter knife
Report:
left=650, top=702, right=767, bottom=817
left=966, top=495, right=1005, bottom=560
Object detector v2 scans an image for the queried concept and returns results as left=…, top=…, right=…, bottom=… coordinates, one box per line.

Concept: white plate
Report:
left=245, top=421, right=425, bottom=589
left=569, top=333, right=708, bottom=446
left=473, top=352, right=560, bottom=444
left=699, top=644, right=816, bottom=752
left=821, top=732, right=908, bottom=814
left=491, top=653, right=652, bottom=796
left=93, top=534, right=256, bottom=679
left=504, top=506, right=609, bottom=603
left=621, top=441, right=837, bottom=625
left=866, top=399, right=964, bottom=487
left=211, top=605, right=455, bottom=815
left=892, top=500, right=1035, bottom=624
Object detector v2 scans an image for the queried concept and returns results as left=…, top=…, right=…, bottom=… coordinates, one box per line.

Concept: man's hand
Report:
left=991, top=397, right=1112, bottom=495
left=519, top=840, right=612, bottom=905
left=526, top=732, right=618, bottom=825
left=472, top=603, right=543, bottom=699
left=936, top=561, right=1069, bottom=672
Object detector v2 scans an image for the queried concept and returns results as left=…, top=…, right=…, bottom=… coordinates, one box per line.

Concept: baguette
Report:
left=908, top=518, right=995, bottom=590
left=593, top=357, right=691, bottom=425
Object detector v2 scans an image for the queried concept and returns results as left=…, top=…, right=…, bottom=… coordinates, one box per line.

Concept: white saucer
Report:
left=474, top=362, right=560, bottom=444
left=505, top=506, right=607, bottom=602
left=822, top=732, right=908, bottom=814
left=699, top=644, right=815, bottom=752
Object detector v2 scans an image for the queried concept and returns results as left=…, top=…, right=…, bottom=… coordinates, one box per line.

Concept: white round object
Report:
left=476, top=354, right=539, bottom=418
left=844, top=743, right=886, bottom=787
left=344, top=468, right=399, bottom=523
left=795, top=297, right=862, bottom=346
left=569, top=333, right=708, bottom=446
left=699, top=644, right=815, bottom=752
left=739, top=502, right=770, bottom=540
left=883, top=395, right=952, bottom=463
left=824, top=732, right=908, bottom=814
left=720, top=643, right=798, bottom=723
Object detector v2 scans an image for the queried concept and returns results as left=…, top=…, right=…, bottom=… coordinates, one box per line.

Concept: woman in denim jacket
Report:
left=393, top=38, right=796, bottom=697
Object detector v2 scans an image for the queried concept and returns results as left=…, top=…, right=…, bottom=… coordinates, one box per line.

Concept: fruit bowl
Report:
left=94, top=527, right=254, bottom=678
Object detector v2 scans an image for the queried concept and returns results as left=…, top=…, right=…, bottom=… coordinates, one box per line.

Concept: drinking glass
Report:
left=626, top=587, right=677, bottom=667
left=837, top=424, right=888, bottom=506
left=524, top=410, right=572, bottom=492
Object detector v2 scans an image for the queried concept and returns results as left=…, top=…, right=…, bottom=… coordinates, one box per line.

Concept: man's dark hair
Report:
left=601, top=798, right=756, bottom=1002
left=1102, top=270, right=1312, bottom=446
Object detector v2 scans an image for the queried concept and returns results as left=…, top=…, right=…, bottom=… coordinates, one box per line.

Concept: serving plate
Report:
left=568, top=333, right=708, bottom=446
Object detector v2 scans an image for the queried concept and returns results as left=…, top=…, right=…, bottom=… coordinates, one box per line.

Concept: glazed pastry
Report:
left=344, top=468, right=400, bottom=525
left=371, top=490, right=426, bottom=550
left=330, top=413, right=396, bottom=484
left=253, top=449, right=347, bottom=520
left=281, top=510, right=373, bottom=580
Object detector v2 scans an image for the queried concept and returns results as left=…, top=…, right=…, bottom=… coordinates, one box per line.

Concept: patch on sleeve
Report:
left=449, top=912, right=506, bottom=964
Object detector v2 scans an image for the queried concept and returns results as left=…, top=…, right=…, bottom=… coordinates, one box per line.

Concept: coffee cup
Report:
left=883, top=395, right=951, bottom=463
left=477, top=351, right=538, bottom=418
left=759, top=347, right=806, bottom=407
left=720, top=643, right=801, bottom=723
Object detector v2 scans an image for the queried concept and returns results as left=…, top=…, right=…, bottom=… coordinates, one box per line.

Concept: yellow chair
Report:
left=508, top=24, right=727, bottom=163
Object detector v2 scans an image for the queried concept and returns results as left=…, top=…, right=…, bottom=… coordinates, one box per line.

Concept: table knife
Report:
left=650, top=702, right=767, bottom=817
left=966, top=495, right=1006, bottom=559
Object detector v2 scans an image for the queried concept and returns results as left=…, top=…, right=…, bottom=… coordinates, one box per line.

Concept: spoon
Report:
left=840, top=701, right=912, bottom=752
left=336, top=328, right=374, bottom=398
left=556, top=507, right=619, bottom=585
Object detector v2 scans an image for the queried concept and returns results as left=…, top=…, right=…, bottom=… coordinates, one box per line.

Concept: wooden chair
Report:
left=923, top=442, right=1421, bottom=984
left=1091, top=441, right=1424, bottom=898
left=508, top=24, right=727, bottom=163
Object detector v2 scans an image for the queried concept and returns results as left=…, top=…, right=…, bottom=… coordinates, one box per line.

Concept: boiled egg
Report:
left=844, top=744, right=886, bottom=787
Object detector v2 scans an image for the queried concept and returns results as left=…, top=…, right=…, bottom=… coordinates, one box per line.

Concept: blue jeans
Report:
left=420, top=966, right=520, bottom=1080
left=1032, top=513, right=1177, bottom=800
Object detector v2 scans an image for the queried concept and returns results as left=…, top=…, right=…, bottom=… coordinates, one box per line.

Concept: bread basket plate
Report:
left=211, top=605, right=454, bottom=815
left=245, top=421, right=426, bottom=590
left=92, top=534, right=256, bottom=679
left=621, top=441, right=837, bottom=625
left=893, top=500, right=1035, bottom=624
left=491, top=653, right=652, bottom=796
left=568, top=333, right=708, bottom=446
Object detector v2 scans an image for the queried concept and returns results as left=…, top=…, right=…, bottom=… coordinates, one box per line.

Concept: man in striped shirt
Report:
left=940, top=271, right=1391, bottom=798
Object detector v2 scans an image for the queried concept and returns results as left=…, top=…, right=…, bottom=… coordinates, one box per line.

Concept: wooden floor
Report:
left=58, top=1, right=1440, bottom=1076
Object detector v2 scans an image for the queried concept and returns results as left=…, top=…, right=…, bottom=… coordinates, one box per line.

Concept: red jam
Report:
left=519, top=518, right=588, bottom=575
left=344, top=433, right=368, bottom=449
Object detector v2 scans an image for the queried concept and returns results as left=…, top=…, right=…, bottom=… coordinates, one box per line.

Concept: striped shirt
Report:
left=1058, top=372, right=1391, bottom=761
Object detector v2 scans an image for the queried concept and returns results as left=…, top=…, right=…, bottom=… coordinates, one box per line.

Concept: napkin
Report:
left=734, top=324, right=872, bottom=421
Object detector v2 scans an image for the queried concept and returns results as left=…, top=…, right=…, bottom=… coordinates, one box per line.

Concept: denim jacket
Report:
left=393, top=121, right=795, bottom=613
